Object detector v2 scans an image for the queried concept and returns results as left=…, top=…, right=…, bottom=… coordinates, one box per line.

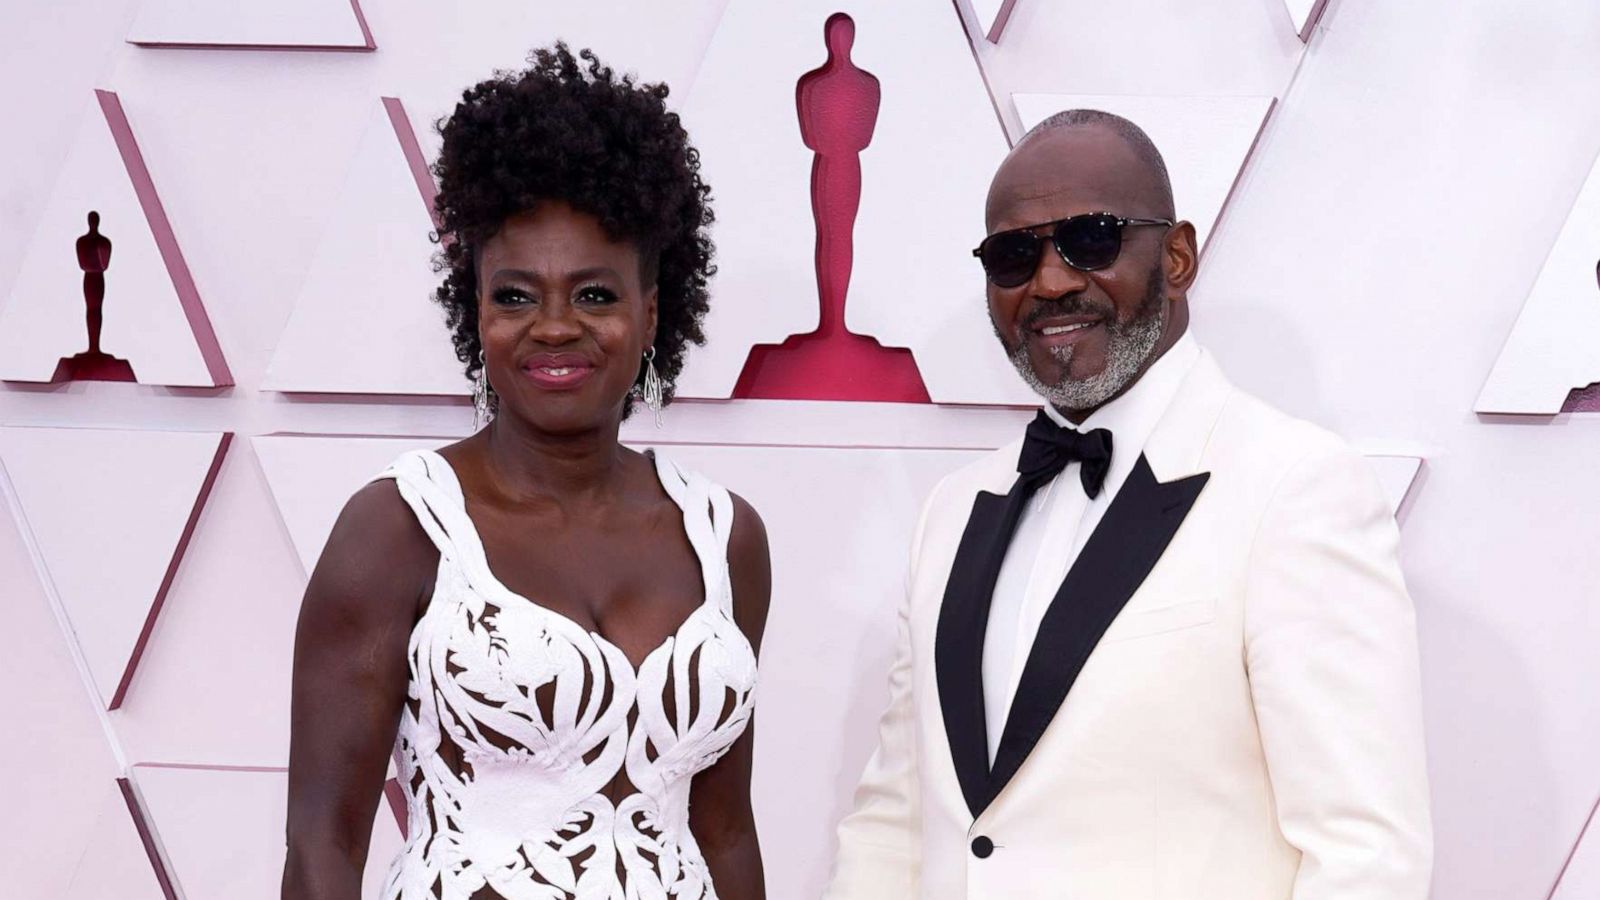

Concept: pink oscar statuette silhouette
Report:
left=52, top=211, right=137, bottom=382
left=731, top=12, right=931, bottom=402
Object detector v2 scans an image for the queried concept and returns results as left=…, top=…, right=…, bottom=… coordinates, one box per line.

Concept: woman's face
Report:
left=475, top=201, right=658, bottom=435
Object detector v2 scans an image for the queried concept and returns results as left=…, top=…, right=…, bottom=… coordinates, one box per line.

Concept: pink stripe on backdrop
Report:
left=109, top=433, right=233, bottom=710
left=128, top=41, right=372, bottom=52
left=383, top=97, right=443, bottom=232
left=954, top=0, right=1013, bottom=142
left=118, top=777, right=180, bottom=900
left=1547, top=791, right=1600, bottom=898
left=95, top=90, right=233, bottom=386
left=1202, top=97, right=1277, bottom=258
left=127, top=1, right=375, bottom=52
left=986, top=0, right=1020, bottom=43
left=133, top=762, right=287, bottom=773
left=349, top=0, right=377, bottom=50
left=1299, top=0, right=1334, bottom=40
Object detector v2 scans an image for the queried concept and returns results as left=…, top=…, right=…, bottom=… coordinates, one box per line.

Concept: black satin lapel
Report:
left=933, top=489, right=1012, bottom=819
left=987, top=455, right=1210, bottom=801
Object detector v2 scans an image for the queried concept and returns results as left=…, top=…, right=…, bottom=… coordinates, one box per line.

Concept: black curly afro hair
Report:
left=431, top=42, right=715, bottom=415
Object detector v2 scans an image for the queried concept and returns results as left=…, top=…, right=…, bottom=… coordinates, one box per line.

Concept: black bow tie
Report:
left=1018, top=410, right=1114, bottom=499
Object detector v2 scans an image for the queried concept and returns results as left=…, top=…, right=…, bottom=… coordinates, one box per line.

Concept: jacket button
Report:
left=971, top=836, right=995, bottom=858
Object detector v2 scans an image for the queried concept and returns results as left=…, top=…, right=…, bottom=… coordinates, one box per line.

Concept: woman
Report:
left=282, top=44, right=770, bottom=900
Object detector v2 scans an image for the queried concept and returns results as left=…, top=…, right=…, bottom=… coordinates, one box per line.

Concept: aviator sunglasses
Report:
left=972, top=212, right=1175, bottom=288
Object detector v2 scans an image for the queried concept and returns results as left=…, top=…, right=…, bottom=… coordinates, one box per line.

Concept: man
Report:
left=824, top=110, right=1432, bottom=900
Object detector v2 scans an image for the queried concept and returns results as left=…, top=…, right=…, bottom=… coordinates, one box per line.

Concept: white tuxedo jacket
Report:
left=825, top=352, right=1432, bottom=900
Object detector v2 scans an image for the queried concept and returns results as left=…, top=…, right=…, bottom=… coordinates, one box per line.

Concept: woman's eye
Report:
left=576, top=286, right=619, bottom=305
left=491, top=287, right=534, bottom=306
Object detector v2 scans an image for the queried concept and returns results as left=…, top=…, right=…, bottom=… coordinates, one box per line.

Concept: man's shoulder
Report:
left=924, top=438, right=1023, bottom=512
left=1207, top=377, right=1370, bottom=491
left=1222, top=384, right=1347, bottom=452
left=1148, top=350, right=1359, bottom=486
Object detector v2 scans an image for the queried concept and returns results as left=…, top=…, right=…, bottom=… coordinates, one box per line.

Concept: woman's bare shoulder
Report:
left=302, top=477, right=440, bottom=624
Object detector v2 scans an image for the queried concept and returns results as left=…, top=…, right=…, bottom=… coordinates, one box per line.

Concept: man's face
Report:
left=983, top=126, right=1181, bottom=412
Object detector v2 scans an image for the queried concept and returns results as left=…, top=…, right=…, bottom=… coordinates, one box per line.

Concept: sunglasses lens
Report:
left=980, top=232, right=1042, bottom=287
left=1056, top=214, right=1123, bottom=270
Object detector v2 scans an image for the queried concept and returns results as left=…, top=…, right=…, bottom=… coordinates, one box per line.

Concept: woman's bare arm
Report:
left=281, top=481, right=437, bottom=899
left=690, top=492, right=772, bottom=900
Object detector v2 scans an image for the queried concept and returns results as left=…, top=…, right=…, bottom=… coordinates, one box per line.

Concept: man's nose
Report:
left=1031, top=244, right=1091, bottom=299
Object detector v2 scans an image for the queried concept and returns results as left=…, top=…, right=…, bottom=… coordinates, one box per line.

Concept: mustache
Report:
left=1020, top=294, right=1117, bottom=329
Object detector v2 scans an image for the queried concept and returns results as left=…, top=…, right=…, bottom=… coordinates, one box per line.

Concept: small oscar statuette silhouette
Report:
left=52, top=211, right=137, bottom=382
left=732, top=12, right=930, bottom=402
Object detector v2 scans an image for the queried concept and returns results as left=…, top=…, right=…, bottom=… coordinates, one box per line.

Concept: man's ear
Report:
left=1164, top=221, right=1200, bottom=293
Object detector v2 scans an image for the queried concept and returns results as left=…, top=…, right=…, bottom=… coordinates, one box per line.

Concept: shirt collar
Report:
left=1041, top=330, right=1201, bottom=497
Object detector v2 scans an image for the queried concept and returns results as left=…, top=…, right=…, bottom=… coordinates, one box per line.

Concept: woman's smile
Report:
left=521, top=351, right=597, bottom=390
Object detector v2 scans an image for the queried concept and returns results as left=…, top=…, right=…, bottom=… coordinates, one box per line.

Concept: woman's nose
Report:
left=527, top=299, right=584, bottom=344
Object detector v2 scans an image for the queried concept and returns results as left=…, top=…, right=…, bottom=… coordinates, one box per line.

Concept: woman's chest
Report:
left=415, top=564, right=755, bottom=770
left=474, top=513, right=711, bottom=666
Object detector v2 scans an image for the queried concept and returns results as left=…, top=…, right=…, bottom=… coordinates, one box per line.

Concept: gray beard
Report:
left=1001, top=269, right=1167, bottom=411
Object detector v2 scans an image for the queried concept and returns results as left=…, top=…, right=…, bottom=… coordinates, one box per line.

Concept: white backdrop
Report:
left=1, top=1, right=1598, bottom=899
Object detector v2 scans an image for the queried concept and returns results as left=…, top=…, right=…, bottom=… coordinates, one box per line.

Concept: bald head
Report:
left=988, top=110, right=1175, bottom=229
left=980, top=109, right=1199, bottom=420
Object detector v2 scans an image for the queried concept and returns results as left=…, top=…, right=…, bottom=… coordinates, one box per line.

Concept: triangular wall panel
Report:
left=1365, top=454, right=1424, bottom=519
left=0, top=426, right=230, bottom=709
left=0, top=501, right=129, bottom=897
left=1284, top=0, right=1332, bottom=41
left=677, top=1, right=1008, bottom=403
left=130, top=764, right=402, bottom=899
left=1476, top=150, right=1600, bottom=414
left=1012, top=94, right=1277, bottom=254
left=961, top=0, right=1020, bottom=43
left=1551, top=797, right=1600, bottom=900
left=254, top=434, right=450, bottom=575
left=58, top=782, right=173, bottom=900
left=264, top=100, right=463, bottom=396
left=659, top=444, right=984, bottom=898
left=0, top=92, right=231, bottom=387
left=126, top=0, right=374, bottom=50
left=675, top=0, right=847, bottom=399
left=844, top=4, right=1017, bottom=406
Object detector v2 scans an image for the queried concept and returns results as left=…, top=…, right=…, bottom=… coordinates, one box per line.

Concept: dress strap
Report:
left=651, top=451, right=736, bottom=616
left=371, top=450, right=478, bottom=565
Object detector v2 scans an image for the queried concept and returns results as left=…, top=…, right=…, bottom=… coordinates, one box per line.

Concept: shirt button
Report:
left=971, top=836, right=995, bottom=858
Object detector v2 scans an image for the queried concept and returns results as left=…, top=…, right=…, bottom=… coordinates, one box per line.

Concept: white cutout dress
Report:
left=375, top=449, right=757, bottom=900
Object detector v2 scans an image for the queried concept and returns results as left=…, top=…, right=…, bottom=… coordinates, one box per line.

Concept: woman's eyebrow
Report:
left=486, top=266, right=622, bottom=284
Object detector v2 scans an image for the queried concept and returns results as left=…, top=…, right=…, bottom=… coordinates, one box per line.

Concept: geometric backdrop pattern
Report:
left=1011, top=93, right=1276, bottom=252
left=126, top=0, right=376, bottom=51
left=1550, top=800, right=1600, bottom=899
left=0, top=426, right=230, bottom=710
left=1475, top=148, right=1600, bottom=414
left=678, top=0, right=1016, bottom=402
left=3, top=2, right=1599, bottom=899
left=129, top=762, right=402, bottom=899
left=0, top=92, right=230, bottom=387
left=261, top=98, right=456, bottom=396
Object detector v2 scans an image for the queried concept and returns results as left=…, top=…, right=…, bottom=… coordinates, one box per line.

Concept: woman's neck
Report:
left=477, top=412, right=630, bottom=505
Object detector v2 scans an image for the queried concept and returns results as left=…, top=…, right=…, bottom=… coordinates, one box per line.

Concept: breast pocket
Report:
left=1102, top=597, right=1217, bottom=642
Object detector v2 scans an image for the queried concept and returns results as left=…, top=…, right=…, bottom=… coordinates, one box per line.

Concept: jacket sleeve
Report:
left=1244, top=441, right=1434, bottom=899
left=823, top=481, right=944, bottom=899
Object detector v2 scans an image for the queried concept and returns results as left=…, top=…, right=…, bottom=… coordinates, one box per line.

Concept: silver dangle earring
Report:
left=473, top=349, right=494, bottom=429
left=640, top=346, right=664, bottom=428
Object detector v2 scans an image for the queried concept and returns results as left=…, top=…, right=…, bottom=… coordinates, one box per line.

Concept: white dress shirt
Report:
left=981, top=331, right=1202, bottom=761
